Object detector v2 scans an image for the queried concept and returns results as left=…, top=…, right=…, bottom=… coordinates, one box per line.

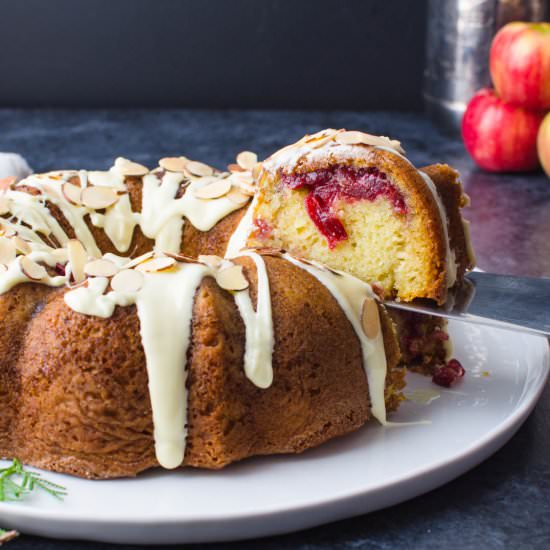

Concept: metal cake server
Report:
left=385, top=272, right=550, bottom=337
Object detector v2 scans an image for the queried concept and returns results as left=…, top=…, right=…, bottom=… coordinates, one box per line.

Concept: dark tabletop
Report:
left=1, top=109, right=549, bottom=550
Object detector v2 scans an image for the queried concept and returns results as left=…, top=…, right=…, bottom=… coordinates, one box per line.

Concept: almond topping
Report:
left=236, top=151, right=258, bottom=171
left=13, top=236, right=31, bottom=255
left=226, top=187, right=251, bottom=206
left=335, top=131, right=404, bottom=153
left=227, top=163, right=245, bottom=173
left=0, top=237, right=16, bottom=264
left=114, top=157, right=149, bottom=177
left=62, top=181, right=82, bottom=205
left=0, top=223, right=17, bottom=237
left=81, top=186, right=119, bottom=209
left=67, top=239, right=87, bottom=284
left=136, top=257, right=176, bottom=273
left=336, top=131, right=364, bottom=145
left=20, top=256, right=47, bottom=281
left=229, top=172, right=255, bottom=195
left=185, top=160, right=214, bottom=177
left=84, top=259, right=119, bottom=278
left=216, top=264, right=249, bottom=291
left=124, top=251, right=154, bottom=269
left=198, top=254, right=223, bottom=268
left=193, top=178, right=232, bottom=200
left=361, top=297, right=381, bottom=339
left=164, top=252, right=197, bottom=263
left=111, top=269, right=144, bottom=293
left=248, top=247, right=284, bottom=257
left=0, top=263, right=8, bottom=273
left=159, top=157, right=189, bottom=173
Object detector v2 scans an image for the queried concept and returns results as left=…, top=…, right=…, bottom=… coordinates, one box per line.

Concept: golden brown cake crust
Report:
left=2, top=255, right=402, bottom=479
left=420, top=164, right=475, bottom=279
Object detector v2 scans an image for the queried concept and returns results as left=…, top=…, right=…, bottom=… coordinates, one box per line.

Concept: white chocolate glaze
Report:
left=282, top=253, right=388, bottom=424
left=4, top=158, right=249, bottom=262
left=233, top=251, right=274, bottom=388
left=136, top=263, right=210, bottom=469
left=0, top=250, right=66, bottom=294
left=225, top=195, right=257, bottom=259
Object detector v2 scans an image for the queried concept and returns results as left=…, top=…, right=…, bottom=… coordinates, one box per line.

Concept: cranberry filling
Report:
left=281, top=166, right=407, bottom=249
left=432, top=359, right=465, bottom=388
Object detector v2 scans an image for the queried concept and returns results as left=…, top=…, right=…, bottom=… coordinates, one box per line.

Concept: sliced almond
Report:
left=335, top=131, right=364, bottom=145
left=361, top=297, right=381, bottom=339
left=227, top=163, right=245, bottom=173
left=0, top=192, right=10, bottom=215
left=248, top=247, right=284, bottom=257
left=304, top=129, right=332, bottom=143
left=136, top=257, right=176, bottom=273
left=62, top=181, right=82, bottom=205
left=216, top=264, right=249, bottom=291
left=230, top=171, right=254, bottom=186
left=236, top=151, right=258, bottom=171
left=198, top=254, right=223, bottom=268
left=13, top=236, right=32, bottom=255
left=310, top=134, right=337, bottom=149
left=67, top=239, right=87, bottom=284
left=20, top=256, right=47, bottom=281
left=185, top=160, right=214, bottom=177
left=229, top=172, right=255, bottom=195
left=226, top=187, right=251, bottom=206
left=164, top=251, right=197, bottom=264
left=81, top=186, right=119, bottom=209
left=159, top=157, right=189, bottom=173
left=0, top=237, right=16, bottom=264
left=335, top=130, right=404, bottom=154
left=0, top=263, right=8, bottom=273
left=193, top=178, right=232, bottom=200
left=0, top=176, right=16, bottom=190
left=124, top=251, right=155, bottom=269
left=111, top=269, right=144, bottom=293
left=84, top=258, right=119, bottom=278
left=0, top=223, right=17, bottom=237
left=114, top=157, right=149, bottom=177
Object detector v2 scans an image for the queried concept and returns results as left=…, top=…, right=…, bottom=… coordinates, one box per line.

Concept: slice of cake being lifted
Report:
left=246, top=129, right=475, bottom=305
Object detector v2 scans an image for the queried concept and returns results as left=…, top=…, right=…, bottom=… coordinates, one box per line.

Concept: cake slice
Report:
left=247, top=129, right=475, bottom=304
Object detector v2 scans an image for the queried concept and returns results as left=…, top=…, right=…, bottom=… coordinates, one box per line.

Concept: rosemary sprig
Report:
left=0, top=459, right=67, bottom=502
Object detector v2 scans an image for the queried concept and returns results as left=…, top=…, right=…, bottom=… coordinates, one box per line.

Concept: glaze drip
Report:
left=282, top=254, right=388, bottom=424
left=233, top=251, right=274, bottom=388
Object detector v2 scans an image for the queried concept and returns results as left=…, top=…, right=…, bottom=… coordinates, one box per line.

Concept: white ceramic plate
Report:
left=1, top=321, right=548, bottom=544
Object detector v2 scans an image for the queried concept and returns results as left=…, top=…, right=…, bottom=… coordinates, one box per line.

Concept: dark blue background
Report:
left=0, top=0, right=426, bottom=109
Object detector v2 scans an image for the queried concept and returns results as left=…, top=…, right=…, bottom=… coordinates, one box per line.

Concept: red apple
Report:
left=462, top=88, right=544, bottom=172
left=538, top=112, right=550, bottom=178
left=490, top=22, right=550, bottom=110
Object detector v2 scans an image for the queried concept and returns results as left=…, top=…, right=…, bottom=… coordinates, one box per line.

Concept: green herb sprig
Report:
left=0, top=459, right=67, bottom=502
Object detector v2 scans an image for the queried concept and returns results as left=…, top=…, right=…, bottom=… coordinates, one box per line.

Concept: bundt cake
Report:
left=245, top=129, right=475, bottom=304
left=0, top=131, right=473, bottom=480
